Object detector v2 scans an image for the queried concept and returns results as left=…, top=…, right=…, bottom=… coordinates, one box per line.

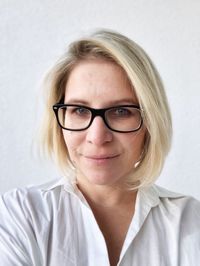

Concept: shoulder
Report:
left=139, top=184, right=200, bottom=220
left=1, top=178, right=61, bottom=208
left=0, top=178, right=72, bottom=219
left=150, top=185, right=200, bottom=234
left=139, top=184, right=200, bottom=230
left=153, top=184, right=200, bottom=211
left=0, top=178, right=74, bottom=264
left=0, top=177, right=84, bottom=228
left=154, top=185, right=200, bottom=258
left=0, top=179, right=58, bottom=229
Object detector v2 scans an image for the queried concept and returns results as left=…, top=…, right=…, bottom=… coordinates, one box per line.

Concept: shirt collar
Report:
left=41, top=177, right=183, bottom=208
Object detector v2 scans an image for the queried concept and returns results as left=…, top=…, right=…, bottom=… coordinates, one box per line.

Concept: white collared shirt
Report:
left=0, top=177, right=200, bottom=266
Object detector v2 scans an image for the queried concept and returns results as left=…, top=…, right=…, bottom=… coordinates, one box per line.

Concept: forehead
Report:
left=64, top=59, right=138, bottom=106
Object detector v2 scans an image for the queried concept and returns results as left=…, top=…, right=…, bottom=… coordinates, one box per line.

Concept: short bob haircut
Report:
left=41, top=29, right=172, bottom=189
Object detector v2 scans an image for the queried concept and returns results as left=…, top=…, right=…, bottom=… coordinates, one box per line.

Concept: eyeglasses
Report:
left=53, top=104, right=143, bottom=133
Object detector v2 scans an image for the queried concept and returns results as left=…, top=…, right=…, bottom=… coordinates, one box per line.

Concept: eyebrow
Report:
left=64, top=98, right=139, bottom=106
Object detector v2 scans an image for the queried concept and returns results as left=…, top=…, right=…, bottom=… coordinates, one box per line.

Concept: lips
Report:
left=84, top=154, right=119, bottom=160
left=82, top=154, right=120, bottom=166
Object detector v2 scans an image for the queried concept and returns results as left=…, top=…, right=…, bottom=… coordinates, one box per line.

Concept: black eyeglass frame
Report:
left=52, top=103, right=143, bottom=133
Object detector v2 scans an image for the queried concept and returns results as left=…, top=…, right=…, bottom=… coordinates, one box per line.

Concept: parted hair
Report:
left=40, top=29, right=172, bottom=189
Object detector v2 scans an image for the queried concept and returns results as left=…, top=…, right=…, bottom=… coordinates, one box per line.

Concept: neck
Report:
left=77, top=177, right=137, bottom=208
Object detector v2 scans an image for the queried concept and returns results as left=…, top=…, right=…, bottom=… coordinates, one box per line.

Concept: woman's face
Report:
left=63, top=59, right=146, bottom=188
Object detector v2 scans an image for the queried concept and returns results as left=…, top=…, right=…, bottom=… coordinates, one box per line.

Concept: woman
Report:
left=0, top=29, right=200, bottom=266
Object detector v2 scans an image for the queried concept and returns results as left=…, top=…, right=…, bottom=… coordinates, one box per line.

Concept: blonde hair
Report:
left=41, top=29, right=172, bottom=189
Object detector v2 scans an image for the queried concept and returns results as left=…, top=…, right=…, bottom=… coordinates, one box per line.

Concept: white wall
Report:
left=0, top=0, right=200, bottom=199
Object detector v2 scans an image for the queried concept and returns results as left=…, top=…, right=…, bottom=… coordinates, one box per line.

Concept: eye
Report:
left=70, top=106, right=90, bottom=116
left=110, top=107, right=131, bottom=117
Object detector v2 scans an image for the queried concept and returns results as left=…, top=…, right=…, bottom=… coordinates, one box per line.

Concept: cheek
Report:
left=124, top=131, right=146, bottom=158
left=62, top=131, right=83, bottom=156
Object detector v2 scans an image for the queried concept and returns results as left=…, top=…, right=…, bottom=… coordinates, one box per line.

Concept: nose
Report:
left=86, top=116, right=113, bottom=145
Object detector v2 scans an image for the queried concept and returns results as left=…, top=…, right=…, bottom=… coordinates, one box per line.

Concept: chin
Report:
left=83, top=171, right=123, bottom=187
